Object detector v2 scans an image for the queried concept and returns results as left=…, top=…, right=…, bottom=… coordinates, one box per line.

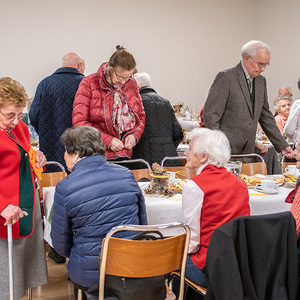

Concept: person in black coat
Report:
left=132, top=73, right=183, bottom=168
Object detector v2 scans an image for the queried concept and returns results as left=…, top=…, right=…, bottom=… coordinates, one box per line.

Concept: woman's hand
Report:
left=35, top=150, right=47, bottom=169
left=124, top=134, right=136, bottom=149
left=0, top=204, right=25, bottom=226
left=110, top=138, right=124, bottom=152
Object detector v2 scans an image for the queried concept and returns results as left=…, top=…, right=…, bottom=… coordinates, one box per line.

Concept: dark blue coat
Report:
left=29, top=67, right=84, bottom=171
left=51, top=155, right=147, bottom=288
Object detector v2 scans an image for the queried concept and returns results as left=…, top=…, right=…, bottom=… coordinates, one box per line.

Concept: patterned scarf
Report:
left=103, top=63, right=136, bottom=134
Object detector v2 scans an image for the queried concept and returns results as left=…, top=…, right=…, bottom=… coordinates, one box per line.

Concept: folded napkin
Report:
left=28, top=146, right=43, bottom=180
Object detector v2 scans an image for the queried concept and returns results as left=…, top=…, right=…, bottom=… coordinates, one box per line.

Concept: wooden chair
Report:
left=281, top=154, right=297, bottom=174
left=169, top=270, right=207, bottom=298
left=160, top=156, right=187, bottom=167
left=108, top=158, right=151, bottom=182
left=108, top=158, right=151, bottom=170
left=231, top=153, right=267, bottom=176
left=97, top=223, right=190, bottom=300
left=38, top=161, right=67, bottom=200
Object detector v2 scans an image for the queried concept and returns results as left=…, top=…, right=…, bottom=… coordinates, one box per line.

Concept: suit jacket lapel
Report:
left=236, top=63, right=254, bottom=118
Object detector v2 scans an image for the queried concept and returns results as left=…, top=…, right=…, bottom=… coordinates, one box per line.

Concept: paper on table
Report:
left=249, top=192, right=267, bottom=196
left=169, top=194, right=182, bottom=201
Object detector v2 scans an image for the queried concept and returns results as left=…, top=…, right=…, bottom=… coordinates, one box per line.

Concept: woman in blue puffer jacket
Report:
left=51, top=125, right=147, bottom=299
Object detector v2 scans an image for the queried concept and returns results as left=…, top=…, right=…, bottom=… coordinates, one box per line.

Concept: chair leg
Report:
left=27, top=288, right=32, bottom=300
left=78, top=289, right=82, bottom=300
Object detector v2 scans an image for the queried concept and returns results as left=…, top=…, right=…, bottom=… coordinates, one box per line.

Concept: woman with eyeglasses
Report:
left=72, top=45, right=145, bottom=161
left=0, top=77, right=48, bottom=299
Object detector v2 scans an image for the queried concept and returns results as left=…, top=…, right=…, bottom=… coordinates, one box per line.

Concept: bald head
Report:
left=62, top=52, right=85, bottom=74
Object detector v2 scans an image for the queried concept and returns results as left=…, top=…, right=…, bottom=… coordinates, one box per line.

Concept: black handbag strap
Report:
left=133, top=230, right=164, bottom=240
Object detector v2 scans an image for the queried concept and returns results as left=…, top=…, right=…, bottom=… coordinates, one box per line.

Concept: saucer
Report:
left=254, top=186, right=278, bottom=195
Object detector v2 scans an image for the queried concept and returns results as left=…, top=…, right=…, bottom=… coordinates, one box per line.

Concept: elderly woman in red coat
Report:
left=72, top=45, right=145, bottom=160
left=0, top=77, right=48, bottom=299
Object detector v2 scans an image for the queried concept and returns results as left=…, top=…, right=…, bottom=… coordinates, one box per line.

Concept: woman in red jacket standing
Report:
left=72, top=45, right=145, bottom=160
left=0, top=77, right=48, bottom=299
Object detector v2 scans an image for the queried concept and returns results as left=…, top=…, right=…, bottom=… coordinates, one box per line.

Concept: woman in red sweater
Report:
left=72, top=45, right=145, bottom=160
left=0, top=77, right=48, bottom=299
left=182, top=128, right=250, bottom=287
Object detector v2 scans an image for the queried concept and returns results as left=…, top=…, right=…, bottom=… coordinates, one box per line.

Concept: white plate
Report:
left=254, top=186, right=278, bottom=195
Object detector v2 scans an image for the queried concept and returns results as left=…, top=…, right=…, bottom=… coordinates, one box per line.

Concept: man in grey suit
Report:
left=203, top=40, right=293, bottom=157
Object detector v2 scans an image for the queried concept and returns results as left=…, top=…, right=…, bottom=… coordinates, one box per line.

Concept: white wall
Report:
left=5, top=0, right=300, bottom=113
left=0, top=0, right=255, bottom=113
left=255, top=0, right=300, bottom=109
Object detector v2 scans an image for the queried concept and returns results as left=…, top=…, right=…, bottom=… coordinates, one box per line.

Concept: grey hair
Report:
left=241, top=40, right=270, bottom=59
left=61, top=125, right=106, bottom=158
left=279, top=86, right=292, bottom=95
left=188, top=128, right=231, bottom=168
left=133, top=72, right=152, bottom=88
left=273, top=94, right=293, bottom=111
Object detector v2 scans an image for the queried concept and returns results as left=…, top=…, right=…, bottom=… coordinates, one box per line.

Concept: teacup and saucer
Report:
left=254, top=179, right=279, bottom=195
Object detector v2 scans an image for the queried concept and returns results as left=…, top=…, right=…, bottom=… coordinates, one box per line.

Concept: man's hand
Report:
left=282, top=146, right=294, bottom=159
left=124, top=135, right=136, bottom=149
left=255, top=142, right=268, bottom=153
left=110, top=138, right=124, bottom=152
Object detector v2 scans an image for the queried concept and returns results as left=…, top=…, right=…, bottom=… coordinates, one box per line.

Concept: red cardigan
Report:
left=0, top=121, right=36, bottom=238
left=191, top=165, right=250, bottom=268
left=72, top=63, right=146, bottom=159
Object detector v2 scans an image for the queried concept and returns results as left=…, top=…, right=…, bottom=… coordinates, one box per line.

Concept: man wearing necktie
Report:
left=203, top=40, right=293, bottom=158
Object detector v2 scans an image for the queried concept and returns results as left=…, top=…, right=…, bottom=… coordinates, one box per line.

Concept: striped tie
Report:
left=248, top=77, right=253, bottom=95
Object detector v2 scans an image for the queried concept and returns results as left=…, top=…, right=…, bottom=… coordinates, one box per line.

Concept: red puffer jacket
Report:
left=72, top=63, right=145, bottom=159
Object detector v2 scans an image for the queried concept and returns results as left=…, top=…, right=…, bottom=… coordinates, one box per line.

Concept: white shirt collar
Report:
left=241, top=60, right=251, bottom=80
left=196, top=164, right=208, bottom=175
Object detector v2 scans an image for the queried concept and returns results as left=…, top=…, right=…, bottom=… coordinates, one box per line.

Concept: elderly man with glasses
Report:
left=203, top=40, right=293, bottom=158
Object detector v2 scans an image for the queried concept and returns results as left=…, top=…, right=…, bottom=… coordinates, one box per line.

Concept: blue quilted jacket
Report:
left=50, top=155, right=147, bottom=288
left=29, top=67, right=84, bottom=171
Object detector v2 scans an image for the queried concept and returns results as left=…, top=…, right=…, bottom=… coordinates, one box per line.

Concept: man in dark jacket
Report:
left=29, top=52, right=85, bottom=172
left=132, top=72, right=183, bottom=168
left=29, top=52, right=85, bottom=263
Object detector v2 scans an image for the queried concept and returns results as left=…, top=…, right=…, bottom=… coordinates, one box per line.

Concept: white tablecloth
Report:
left=43, top=186, right=294, bottom=231
left=177, top=117, right=200, bottom=132
left=145, top=186, right=293, bottom=224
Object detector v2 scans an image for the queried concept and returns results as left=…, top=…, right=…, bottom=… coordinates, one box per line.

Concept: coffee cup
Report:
left=260, top=179, right=279, bottom=192
left=285, top=165, right=299, bottom=176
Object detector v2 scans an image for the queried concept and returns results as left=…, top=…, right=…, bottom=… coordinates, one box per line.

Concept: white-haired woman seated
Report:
left=274, top=94, right=292, bottom=135
left=182, top=128, right=250, bottom=286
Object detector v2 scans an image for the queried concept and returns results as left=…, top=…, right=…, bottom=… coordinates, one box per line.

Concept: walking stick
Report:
left=7, top=223, right=14, bottom=300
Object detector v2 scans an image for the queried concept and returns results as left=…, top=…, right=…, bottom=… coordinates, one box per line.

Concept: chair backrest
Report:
left=99, top=223, right=190, bottom=300
left=281, top=154, right=297, bottom=174
left=240, top=162, right=267, bottom=176
left=160, top=156, right=187, bottom=167
left=231, top=154, right=267, bottom=176
left=38, top=161, right=67, bottom=199
left=44, top=160, right=66, bottom=172
left=108, top=158, right=151, bottom=170
left=205, top=212, right=298, bottom=299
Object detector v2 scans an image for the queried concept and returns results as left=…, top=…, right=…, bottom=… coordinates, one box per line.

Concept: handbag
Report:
left=87, top=231, right=167, bottom=300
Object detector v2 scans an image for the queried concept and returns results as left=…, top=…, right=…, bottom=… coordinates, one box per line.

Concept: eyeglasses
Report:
left=249, top=56, right=270, bottom=69
left=113, top=68, right=133, bottom=82
left=0, top=109, right=25, bottom=121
